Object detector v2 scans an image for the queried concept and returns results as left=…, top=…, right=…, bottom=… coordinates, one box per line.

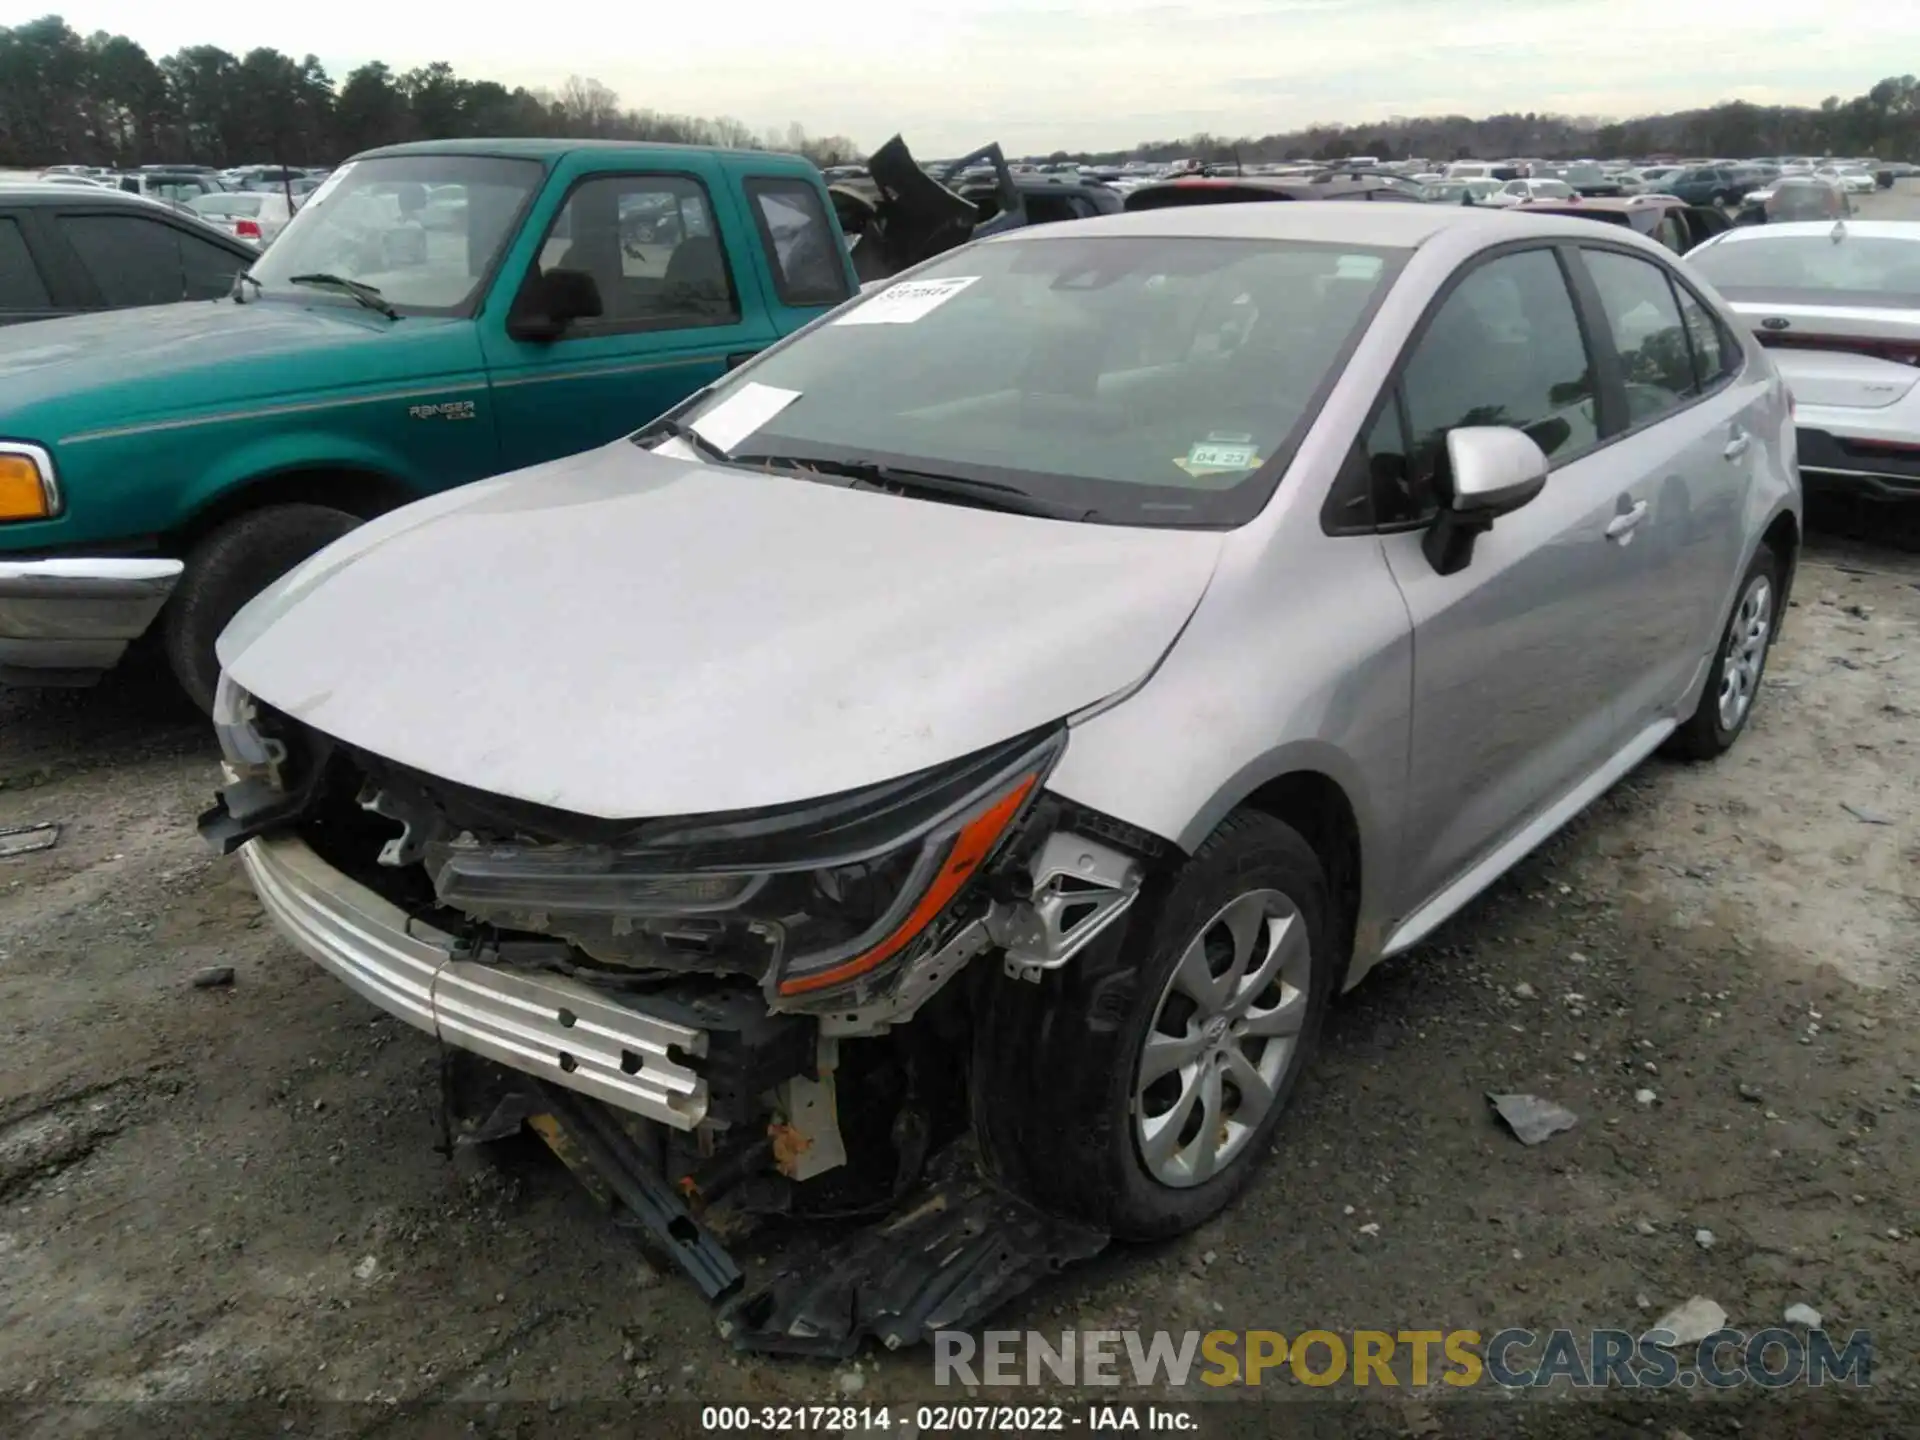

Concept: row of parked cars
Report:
left=4, top=130, right=1917, bottom=1348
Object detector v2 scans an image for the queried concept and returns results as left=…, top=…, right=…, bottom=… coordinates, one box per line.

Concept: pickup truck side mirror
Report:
left=507, top=267, right=603, bottom=343
left=1422, top=425, right=1549, bottom=576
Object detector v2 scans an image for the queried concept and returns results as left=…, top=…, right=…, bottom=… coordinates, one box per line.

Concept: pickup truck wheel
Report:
left=162, top=503, right=362, bottom=713
left=971, top=810, right=1334, bottom=1240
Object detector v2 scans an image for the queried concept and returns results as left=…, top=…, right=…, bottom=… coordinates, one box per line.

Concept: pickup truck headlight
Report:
left=424, top=729, right=1062, bottom=1003
left=0, top=443, right=60, bottom=522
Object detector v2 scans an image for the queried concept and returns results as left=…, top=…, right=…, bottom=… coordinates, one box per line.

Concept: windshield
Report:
left=247, top=155, right=542, bottom=315
left=674, top=234, right=1406, bottom=528
left=1689, top=233, right=1920, bottom=305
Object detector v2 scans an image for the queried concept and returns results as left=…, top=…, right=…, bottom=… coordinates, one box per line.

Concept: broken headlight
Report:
left=424, top=728, right=1062, bottom=1002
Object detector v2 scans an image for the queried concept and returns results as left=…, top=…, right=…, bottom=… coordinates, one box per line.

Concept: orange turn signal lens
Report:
left=777, top=774, right=1038, bottom=997
left=0, top=454, right=52, bottom=522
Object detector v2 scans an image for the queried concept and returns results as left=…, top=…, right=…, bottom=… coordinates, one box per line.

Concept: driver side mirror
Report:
left=507, top=267, right=603, bottom=342
left=1422, top=425, right=1549, bottom=576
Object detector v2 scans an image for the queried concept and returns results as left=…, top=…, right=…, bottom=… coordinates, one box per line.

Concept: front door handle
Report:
left=1723, top=429, right=1752, bottom=461
left=1605, top=499, right=1650, bottom=541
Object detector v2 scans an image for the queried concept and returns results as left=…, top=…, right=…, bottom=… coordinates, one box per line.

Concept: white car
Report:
left=1485, top=178, right=1577, bottom=208
left=1688, top=220, right=1920, bottom=501
left=1818, top=166, right=1878, bottom=195
left=188, top=191, right=295, bottom=247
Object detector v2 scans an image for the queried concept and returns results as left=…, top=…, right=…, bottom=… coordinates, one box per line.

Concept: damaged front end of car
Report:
left=199, top=674, right=1155, bottom=1353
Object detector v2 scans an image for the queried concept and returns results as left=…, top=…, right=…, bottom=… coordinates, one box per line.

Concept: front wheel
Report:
left=1665, top=543, right=1779, bottom=760
left=972, top=810, right=1335, bottom=1240
left=162, top=503, right=362, bottom=713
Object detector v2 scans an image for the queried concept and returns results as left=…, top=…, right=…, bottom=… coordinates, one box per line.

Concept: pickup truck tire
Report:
left=162, top=503, right=362, bottom=713
left=970, top=810, right=1334, bottom=1240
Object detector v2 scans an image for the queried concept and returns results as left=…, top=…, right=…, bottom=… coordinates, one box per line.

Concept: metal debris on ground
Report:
left=191, top=966, right=235, bottom=989
left=1841, top=802, right=1893, bottom=825
left=1487, top=1093, right=1579, bottom=1146
left=0, top=822, right=60, bottom=858
left=1650, top=1295, right=1728, bottom=1347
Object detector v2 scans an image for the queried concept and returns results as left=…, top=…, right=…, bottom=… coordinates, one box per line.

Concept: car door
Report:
left=1563, top=244, right=1756, bottom=731
left=1374, top=244, right=1643, bottom=920
left=0, top=212, right=71, bottom=324
left=481, top=163, right=783, bottom=471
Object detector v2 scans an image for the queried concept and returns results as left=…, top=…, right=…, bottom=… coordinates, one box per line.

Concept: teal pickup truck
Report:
left=0, top=138, right=858, bottom=708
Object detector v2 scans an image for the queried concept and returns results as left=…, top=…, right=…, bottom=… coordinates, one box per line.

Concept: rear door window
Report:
left=743, top=177, right=852, bottom=307
left=1580, top=248, right=1696, bottom=421
left=1672, top=282, right=1739, bottom=391
left=0, top=217, right=51, bottom=309
left=57, top=213, right=188, bottom=307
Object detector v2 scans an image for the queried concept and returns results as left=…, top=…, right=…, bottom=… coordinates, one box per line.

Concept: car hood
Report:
left=0, top=298, right=460, bottom=428
left=219, top=442, right=1225, bottom=819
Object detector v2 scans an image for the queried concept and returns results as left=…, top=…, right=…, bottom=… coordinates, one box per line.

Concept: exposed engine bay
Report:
left=199, top=681, right=1157, bottom=1353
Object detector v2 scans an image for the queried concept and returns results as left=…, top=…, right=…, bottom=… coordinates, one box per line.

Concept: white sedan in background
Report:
left=1688, top=220, right=1920, bottom=501
left=1816, top=166, right=1878, bottom=195
left=1484, top=178, right=1578, bottom=208
left=189, top=191, right=296, bottom=247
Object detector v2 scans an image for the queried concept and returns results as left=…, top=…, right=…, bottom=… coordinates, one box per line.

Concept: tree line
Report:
left=1067, top=77, right=1920, bottom=168
left=0, top=14, right=859, bottom=169
left=3, top=12, right=1916, bottom=173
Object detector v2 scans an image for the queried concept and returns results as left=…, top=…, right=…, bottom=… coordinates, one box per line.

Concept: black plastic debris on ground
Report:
left=717, top=1149, right=1108, bottom=1357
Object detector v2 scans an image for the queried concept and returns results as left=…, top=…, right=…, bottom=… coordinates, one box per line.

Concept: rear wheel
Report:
left=1666, top=543, right=1779, bottom=760
left=972, top=810, right=1335, bottom=1239
left=162, top=503, right=362, bottom=713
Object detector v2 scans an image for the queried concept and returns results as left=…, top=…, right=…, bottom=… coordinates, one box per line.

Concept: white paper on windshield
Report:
left=301, top=161, right=355, bottom=209
left=690, top=382, right=802, bottom=452
left=834, top=275, right=978, bottom=325
left=649, top=435, right=699, bottom=461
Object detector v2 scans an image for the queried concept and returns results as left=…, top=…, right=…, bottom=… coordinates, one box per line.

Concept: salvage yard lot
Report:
left=0, top=522, right=1913, bottom=1436
left=3, top=188, right=1920, bottom=1438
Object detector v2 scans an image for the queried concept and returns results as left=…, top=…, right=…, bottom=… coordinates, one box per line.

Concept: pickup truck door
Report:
left=480, top=158, right=782, bottom=472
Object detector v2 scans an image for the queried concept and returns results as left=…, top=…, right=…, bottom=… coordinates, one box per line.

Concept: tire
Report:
left=971, top=810, right=1336, bottom=1240
left=1665, top=542, right=1780, bottom=761
left=162, top=503, right=362, bottom=713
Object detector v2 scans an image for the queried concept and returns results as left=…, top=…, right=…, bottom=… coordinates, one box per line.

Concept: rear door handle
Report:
left=1606, top=499, right=1649, bottom=541
left=1723, top=429, right=1752, bottom=460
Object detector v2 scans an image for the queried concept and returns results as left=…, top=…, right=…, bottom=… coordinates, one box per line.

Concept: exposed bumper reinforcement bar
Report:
left=241, top=834, right=711, bottom=1129
left=0, top=557, right=183, bottom=683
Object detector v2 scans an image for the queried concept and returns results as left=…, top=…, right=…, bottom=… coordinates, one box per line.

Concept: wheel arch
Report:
left=165, top=462, right=420, bottom=552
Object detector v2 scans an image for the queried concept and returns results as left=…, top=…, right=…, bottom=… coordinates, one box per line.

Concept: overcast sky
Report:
left=24, top=0, right=1920, bottom=154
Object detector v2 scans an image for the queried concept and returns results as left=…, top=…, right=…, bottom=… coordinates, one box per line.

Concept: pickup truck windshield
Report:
left=248, top=155, right=542, bottom=316
left=681, top=234, right=1406, bottom=528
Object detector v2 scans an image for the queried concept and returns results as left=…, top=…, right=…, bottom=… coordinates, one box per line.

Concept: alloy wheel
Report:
left=1133, top=889, right=1313, bottom=1188
left=1717, top=573, right=1773, bottom=733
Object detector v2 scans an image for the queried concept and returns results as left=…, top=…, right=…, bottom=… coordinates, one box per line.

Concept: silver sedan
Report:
left=203, top=202, right=1799, bottom=1296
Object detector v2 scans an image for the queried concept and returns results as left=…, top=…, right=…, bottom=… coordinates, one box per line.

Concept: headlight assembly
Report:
left=419, top=728, right=1064, bottom=1002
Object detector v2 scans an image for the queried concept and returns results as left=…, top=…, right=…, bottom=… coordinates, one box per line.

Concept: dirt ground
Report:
left=2, top=501, right=1914, bottom=1439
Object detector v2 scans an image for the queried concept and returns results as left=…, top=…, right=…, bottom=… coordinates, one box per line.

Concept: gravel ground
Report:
left=3, top=192, right=1920, bottom=1440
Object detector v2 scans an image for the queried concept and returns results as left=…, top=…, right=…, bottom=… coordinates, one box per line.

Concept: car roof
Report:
left=355, top=137, right=806, bottom=165
left=0, top=183, right=177, bottom=207
left=982, top=200, right=1627, bottom=249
